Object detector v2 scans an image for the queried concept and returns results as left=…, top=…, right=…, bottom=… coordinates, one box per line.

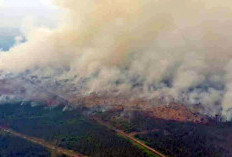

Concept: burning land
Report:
left=0, top=76, right=231, bottom=157
left=1, top=0, right=232, bottom=156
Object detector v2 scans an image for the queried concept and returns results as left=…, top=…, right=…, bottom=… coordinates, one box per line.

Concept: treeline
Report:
left=0, top=102, right=149, bottom=157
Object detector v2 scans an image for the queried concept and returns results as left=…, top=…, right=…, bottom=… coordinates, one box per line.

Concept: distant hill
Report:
left=0, top=27, right=21, bottom=51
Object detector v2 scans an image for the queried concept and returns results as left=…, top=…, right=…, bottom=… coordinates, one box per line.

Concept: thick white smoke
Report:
left=1, top=0, right=232, bottom=120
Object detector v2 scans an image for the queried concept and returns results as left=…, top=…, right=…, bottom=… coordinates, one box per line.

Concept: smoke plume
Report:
left=1, top=0, right=232, bottom=120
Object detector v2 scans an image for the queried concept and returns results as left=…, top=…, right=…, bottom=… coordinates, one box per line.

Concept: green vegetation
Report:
left=135, top=121, right=232, bottom=157
left=0, top=132, right=50, bottom=157
left=0, top=102, right=150, bottom=157
left=117, top=133, right=158, bottom=157
left=95, top=110, right=232, bottom=157
left=1, top=102, right=231, bottom=157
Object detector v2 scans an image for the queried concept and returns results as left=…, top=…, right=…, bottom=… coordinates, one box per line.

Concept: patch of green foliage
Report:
left=135, top=122, right=231, bottom=157
left=96, top=110, right=232, bottom=157
left=0, top=133, right=50, bottom=157
left=0, top=102, right=150, bottom=157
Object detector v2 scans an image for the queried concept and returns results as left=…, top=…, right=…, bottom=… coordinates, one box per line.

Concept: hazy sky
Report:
left=0, top=0, right=58, bottom=28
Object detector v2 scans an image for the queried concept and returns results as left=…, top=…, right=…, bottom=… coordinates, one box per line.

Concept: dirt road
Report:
left=117, top=130, right=166, bottom=157
left=0, top=126, right=85, bottom=157
left=0, top=120, right=166, bottom=157
left=128, top=129, right=159, bottom=137
left=93, top=118, right=166, bottom=157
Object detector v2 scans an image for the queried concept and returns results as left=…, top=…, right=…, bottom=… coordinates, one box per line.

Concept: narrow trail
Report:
left=0, top=126, right=85, bottom=157
left=128, top=129, right=159, bottom=137
left=117, top=130, right=166, bottom=157
left=93, top=118, right=166, bottom=157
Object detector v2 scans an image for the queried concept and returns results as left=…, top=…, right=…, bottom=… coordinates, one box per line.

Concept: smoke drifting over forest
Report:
left=1, top=0, right=232, bottom=120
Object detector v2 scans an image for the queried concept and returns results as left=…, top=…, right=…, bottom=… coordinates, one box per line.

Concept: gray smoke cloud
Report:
left=1, top=0, right=232, bottom=120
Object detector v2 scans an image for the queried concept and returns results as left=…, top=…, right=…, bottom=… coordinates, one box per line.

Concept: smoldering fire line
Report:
left=0, top=0, right=232, bottom=120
